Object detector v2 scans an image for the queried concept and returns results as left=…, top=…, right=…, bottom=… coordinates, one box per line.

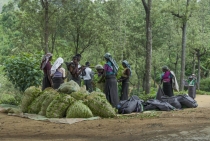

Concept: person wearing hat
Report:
left=40, top=53, right=53, bottom=91
left=187, top=74, right=197, bottom=99
left=51, top=57, right=65, bottom=89
left=83, top=61, right=94, bottom=92
left=103, top=53, right=119, bottom=108
left=161, top=66, right=174, bottom=97
left=118, top=60, right=131, bottom=100
left=94, top=64, right=105, bottom=92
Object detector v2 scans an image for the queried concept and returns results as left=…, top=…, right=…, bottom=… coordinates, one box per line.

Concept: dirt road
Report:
left=0, top=95, right=210, bottom=141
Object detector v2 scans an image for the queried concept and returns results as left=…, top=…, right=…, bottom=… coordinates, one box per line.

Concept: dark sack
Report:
left=161, top=96, right=182, bottom=109
left=156, top=86, right=165, bottom=100
left=118, top=95, right=143, bottom=114
left=146, top=99, right=175, bottom=111
left=144, top=103, right=159, bottom=111
left=177, top=94, right=198, bottom=108
left=81, top=68, right=86, bottom=76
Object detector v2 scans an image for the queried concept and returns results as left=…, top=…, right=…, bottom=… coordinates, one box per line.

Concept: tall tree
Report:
left=142, top=0, right=152, bottom=94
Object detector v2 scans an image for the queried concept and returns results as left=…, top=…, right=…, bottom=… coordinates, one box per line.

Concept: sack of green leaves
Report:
left=58, top=80, right=80, bottom=94
left=46, top=94, right=75, bottom=118
left=21, top=86, right=41, bottom=113
left=66, top=100, right=93, bottom=118
left=84, top=91, right=116, bottom=118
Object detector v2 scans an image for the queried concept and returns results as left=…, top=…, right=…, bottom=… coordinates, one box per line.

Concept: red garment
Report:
left=162, top=70, right=171, bottom=82
left=43, top=61, right=51, bottom=75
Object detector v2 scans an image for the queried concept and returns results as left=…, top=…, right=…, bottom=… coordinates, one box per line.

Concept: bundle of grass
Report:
left=66, top=100, right=93, bottom=118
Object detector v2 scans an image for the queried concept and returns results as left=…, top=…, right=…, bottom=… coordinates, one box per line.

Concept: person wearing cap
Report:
left=94, top=64, right=105, bottom=92
left=51, top=57, right=65, bottom=89
left=188, top=74, right=197, bottom=99
left=40, top=53, right=53, bottom=91
left=118, top=60, right=131, bottom=100
left=83, top=61, right=93, bottom=92
left=161, top=66, right=174, bottom=97
left=103, top=53, right=119, bottom=108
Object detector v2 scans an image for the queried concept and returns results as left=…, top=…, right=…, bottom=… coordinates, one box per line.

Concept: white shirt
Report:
left=83, top=67, right=93, bottom=80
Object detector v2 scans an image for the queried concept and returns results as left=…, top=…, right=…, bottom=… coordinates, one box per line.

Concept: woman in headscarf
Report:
left=103, top=53, right=119, bottom=108
left=40, top=53, right=53, bottom=91
left=161, top=66, right=174, bottom=97
left=51, top=57, right=65, bottom=89
left=118, top=60, right=131, bottom=100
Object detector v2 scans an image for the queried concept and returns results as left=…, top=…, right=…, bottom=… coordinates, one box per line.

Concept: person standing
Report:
left=76, top=54, right=82, bottom=86
left=40, top=53, right=53, bottom=91
left=188, top=74, right=197, bottom=99
left=161, top=66, right=174, bottom=97
left=83, top=62, right=93, bottom=92
left=51, top=57, right=65, bottom=89
left=69, top=56, right=84, bottom=86
left=95, top=64, right=105, bottom=92
left=118, top=60, right=131, bottom=100
left=103, top=53, right=119, bottom=108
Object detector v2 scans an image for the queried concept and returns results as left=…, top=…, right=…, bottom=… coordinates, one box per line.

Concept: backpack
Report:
left=118, top=95, right=144, bottom=114
left=81, top=68, right=86, bottom=76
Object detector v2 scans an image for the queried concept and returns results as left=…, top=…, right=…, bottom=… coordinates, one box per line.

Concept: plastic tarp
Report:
left=0, top=104, right=100, bottom=125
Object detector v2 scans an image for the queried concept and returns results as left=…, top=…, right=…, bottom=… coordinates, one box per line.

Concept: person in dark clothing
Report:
left=69, top=56, right=84, bottom=86
left=51, top=57, right=65, bottom=89
left=40, top=53, right=53, bottom=91
left=118, top=60, right=131, bottom=100
left=103, top=53, right=119, bottom=108
left=161, top=66, right=174, bottom=97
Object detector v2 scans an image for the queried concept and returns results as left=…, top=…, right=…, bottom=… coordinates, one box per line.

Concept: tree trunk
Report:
left=180, top=22, right=187, bottom=91
left=197, top=51, right=200, bottom=90
left=41, top=0, right=50, bottom=54
left=142, top=0, right=152, bottom=94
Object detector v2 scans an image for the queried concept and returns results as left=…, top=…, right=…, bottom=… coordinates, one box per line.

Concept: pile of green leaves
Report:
left=3, top=52, right=43, bottom=91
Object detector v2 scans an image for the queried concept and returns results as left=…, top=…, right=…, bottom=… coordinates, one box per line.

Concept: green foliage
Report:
left=130, top=87, right=157, bottom=101
left=0, top=94, right=17, bottom=105
left=3, top=52, right=43, bottom=91
left=200, top=78, right=210, bottom=92
left=196, top=90, right=210, bottom=95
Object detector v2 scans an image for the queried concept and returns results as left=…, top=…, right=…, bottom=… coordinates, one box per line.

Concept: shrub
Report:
left=200, top=78, right=210, bottom=92
left=3, top=52, right=43, bottom=91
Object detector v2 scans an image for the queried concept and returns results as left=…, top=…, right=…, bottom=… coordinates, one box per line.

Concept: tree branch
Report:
left=142, top=0, right=148, bottom=12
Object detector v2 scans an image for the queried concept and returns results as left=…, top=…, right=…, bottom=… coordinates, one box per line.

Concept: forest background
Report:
left=0, top=0, right=210, bottom=103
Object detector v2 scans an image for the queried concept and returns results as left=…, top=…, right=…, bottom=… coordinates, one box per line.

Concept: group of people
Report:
left=161, top=66, right=196, bottom=99
left=40, top=52, right=132, bottom=108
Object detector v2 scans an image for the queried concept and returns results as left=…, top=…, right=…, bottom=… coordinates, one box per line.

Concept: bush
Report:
left=200, top=78, right=210, bottom=92
left=3, top=52, right=43, bottom=91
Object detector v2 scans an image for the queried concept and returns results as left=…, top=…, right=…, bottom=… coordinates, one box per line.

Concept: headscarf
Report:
left=162, top=66, right=169, bottom=71
left=104, top=53, right=119, bottom=72
left=122, top=60, right=132, bottom=76
left=51, top=57, right=64, bottom=75
left=40, top=53, right=53, bottom=70
left=95, top=64, right=104, bottom=70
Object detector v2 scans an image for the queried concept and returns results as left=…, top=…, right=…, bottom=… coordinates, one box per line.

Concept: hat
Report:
left=162, top=66, right=169, bottom=70
left=104, top=53, right=111, bottom=59
left=95, top=64, right=104, bottom=70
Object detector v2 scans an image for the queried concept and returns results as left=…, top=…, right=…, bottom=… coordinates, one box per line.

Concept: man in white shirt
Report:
left=83, top=62, right=93, bottom=92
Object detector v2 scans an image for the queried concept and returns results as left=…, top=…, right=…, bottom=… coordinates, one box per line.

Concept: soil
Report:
left=1, top=95, right=210, bottom=141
